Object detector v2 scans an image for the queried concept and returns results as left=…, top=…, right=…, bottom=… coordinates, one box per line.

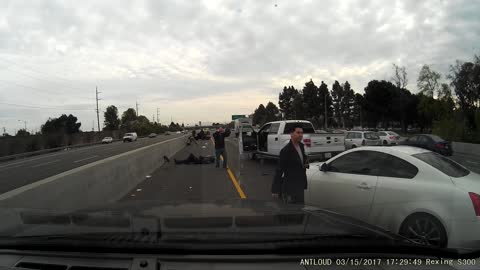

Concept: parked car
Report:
left=400, top=134, right=452, bottom=156
left=305, top=146, right=480, bottom=250
left=176, top=131, right=181, bottom=134
left=148, top=133, right=157, bottom=138
left=344, top=131, right=381, bottom=149
left=101, top=137, right=113, bottom=144
left=376, top=131, right=401, bottom=145
left=165, top=131, right=171, bottom=135
left=253, top=120, right=345, bottom=161
left=122, top=132, right=138, bottom=142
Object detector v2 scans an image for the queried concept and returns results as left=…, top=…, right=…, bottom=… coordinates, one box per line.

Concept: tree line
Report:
left=251, top=55, right=480, bottom=143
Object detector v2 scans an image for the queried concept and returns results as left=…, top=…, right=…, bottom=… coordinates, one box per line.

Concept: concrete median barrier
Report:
left=0, top=135, right=188, bottom=210
left=452, top=142, right=480, bottom=157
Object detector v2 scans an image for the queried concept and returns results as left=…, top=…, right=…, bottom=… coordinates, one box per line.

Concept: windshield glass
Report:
left=1, top=0, right=479, bottom=260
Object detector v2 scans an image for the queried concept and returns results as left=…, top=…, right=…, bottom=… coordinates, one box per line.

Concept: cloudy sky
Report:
left=0, top=0, right=479, bottom=134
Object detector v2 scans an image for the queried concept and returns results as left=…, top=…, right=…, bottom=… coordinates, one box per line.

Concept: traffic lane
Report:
left=120, top=138, right=240, bottom=203
left=0, top=134, right=186, bottom=194
left=226, top=139, right=277, bottom=201
left=450, top=152, right=480, bottom=174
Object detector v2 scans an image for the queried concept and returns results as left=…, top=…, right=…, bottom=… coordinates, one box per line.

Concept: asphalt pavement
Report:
left=0, top=134, right=184, bottom=194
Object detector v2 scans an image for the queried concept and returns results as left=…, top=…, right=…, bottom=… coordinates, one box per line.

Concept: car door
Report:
left=257, top=124, right=271, bottom=152
left=267, top=123, right=281, bottom=156
left=369, top=152, right=422, bottom=230
left=345, top=132, right=354, bottom=149
left=307, top=150, right=379, bottom=222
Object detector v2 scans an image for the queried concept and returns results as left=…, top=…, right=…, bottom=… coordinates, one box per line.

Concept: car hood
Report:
left=0, top=199, right=405, bottom=241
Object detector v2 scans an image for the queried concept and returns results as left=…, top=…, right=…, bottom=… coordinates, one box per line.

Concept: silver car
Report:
left=345, top=131, right=381, bottom=149
left=376, top=131, right=401, bottom=145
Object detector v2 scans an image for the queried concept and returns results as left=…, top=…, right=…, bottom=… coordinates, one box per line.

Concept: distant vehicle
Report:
left=400, top=134, right=453, bottom=156
left=307, top=146, right=478, bottom=249
left=165, top=131, right=171, bottom=135
left=122, top=132, right=138, bottom=142
left=253, top=120, right=345, bottom=161
left=344, top=131, right=381, bottom=149
left=234, top=118, right=253, bottom=137
left=376, top=131, right=401, bottom=145
left=148, top=133, right=157, bottom=138
left=176, top=131, right=181, bottom=134
left=101, top=137, right=113, bottom=144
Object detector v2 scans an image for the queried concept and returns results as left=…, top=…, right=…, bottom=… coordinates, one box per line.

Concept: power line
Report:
left=0, top=57, right=89, bottom=88
left=0, top=79, right=93, bottom=100
left=0, top=101, right=93, bottom=111
left=0, top=63, right=87, bottom=92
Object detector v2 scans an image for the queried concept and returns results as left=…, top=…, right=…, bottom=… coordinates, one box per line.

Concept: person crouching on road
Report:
left=271, top=123, right=309, bottom=204
left=212, top=127, right=231, bottom=168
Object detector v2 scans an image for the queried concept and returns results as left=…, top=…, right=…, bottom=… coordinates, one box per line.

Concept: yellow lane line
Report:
left=220, top=156, right=247, bottom=199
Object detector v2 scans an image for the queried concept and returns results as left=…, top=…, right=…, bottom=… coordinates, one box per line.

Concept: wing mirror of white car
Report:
left=320, top=163, right=330, bottom=172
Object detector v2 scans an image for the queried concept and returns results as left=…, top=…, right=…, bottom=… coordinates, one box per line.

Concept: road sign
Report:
left=232, top=115, right=246, bottom=120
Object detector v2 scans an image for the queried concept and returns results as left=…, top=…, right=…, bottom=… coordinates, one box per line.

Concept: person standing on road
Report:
left=212, top=127, right=231, bottom=168
left=271, top=124, right=309, bottom=204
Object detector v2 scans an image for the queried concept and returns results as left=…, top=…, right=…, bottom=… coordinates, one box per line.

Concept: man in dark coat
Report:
left=271, top=123, right=309, bottom=204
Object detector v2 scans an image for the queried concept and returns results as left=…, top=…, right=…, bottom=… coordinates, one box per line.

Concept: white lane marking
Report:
left=0, top=164, right=25, bottom=172
left=31, top=159, right=61, bottom=168
left=0, top=135, right=188, bottom=201
left=73, top=155, right=99, bottom=163
left=466, top=160, right=479, bottom=165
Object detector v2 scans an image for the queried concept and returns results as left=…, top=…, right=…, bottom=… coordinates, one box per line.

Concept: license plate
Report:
left=325, top=153, right=332, bottom=159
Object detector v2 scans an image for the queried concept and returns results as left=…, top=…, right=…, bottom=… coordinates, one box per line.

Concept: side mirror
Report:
left=320, top=163, right=329, bottom=172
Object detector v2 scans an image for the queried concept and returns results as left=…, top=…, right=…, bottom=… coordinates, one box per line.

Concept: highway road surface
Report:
left=0, top=134, right=184, bottom=194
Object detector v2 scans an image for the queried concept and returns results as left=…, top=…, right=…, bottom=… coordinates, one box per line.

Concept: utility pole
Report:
left=136, top=101, right=139, bottom=116
left=95, top=87, right=101, bottom=132
left=152, top=114, right=155, bottom=123
left=157, top=108, right=160, bottom=124
left=324, top=91, right=328, bottom=129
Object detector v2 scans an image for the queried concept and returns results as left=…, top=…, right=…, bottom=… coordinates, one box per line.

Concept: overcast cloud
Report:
left=0, top=0, right=479, bottom=133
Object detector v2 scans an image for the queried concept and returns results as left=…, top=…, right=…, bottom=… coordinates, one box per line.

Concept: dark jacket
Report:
left=213, top=129, right=231, bottom=149
left=271, top=140, right=308, bottom=194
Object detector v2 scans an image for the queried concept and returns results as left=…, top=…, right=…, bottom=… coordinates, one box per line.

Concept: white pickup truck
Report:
left=255, top=120, right=345, bottom=160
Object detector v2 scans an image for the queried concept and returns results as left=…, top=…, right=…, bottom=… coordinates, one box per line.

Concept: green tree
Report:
left=16, top=129, right=30, bottom=136
left=41, top=114, right=81, bottom=134
left=391, top=63, right=408, bottom=89
left=352, top=93, right=365, bottom=127
left=331, top=81, right=343, bottom=127
left=363, top=80, right=396, bottom=128
left=253, top=104, right=267, bottom=126
left=278, top=86, right=299, bottom=119
left=448, top=55, right=480, bottom=129
left=103, top=105, right=120, bottom=130
left=292, top=92, right=306, bottom=120
left=417, top=65, right=441, bottom=97
left=121, top=108, right=137, bottom=124
left=341, top=81, right=355, bottom=128
left=318, top=81, right=333, bottom=128
left=265, top=102, right=280, bottom=123
left=302, top=80, right=321, bottom=120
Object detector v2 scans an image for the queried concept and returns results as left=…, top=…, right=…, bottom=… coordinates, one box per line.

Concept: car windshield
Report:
left=1, top=0, right=479, bottom=260
left=413, top=152, right=470, bottom=178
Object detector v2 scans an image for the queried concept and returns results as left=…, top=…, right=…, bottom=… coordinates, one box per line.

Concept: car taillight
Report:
left=435, top=143, right=445, bottom=149
left=303, top=138, right=311, bottom=147
left=469, top=192, right=480, bottom=216
left=389, top=136, right=395, bottom=140
left=362, top=140, right=365, bottom=146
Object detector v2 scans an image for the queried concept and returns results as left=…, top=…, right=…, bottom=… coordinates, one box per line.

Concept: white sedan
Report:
left=305, top=146, right=480, bottom=251
left=376, top=131, right=401, bottom=145
left=101, top=137, right=113, bottom=144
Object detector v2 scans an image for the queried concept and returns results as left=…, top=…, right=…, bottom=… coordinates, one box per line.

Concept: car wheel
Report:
left=399, top=214, right=447, bottom=248
left=383, top=140, right=388, bottom=145
left=351, top=145, right=356, bottom=149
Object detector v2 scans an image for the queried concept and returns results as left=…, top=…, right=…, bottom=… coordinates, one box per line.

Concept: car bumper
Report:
left=447, top=218, right=480, bottom=251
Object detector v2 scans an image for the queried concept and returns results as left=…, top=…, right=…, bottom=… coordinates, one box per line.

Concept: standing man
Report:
left=212, top=127, right=231, bottom=168
left=271, top=124, right=309, bottom=204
